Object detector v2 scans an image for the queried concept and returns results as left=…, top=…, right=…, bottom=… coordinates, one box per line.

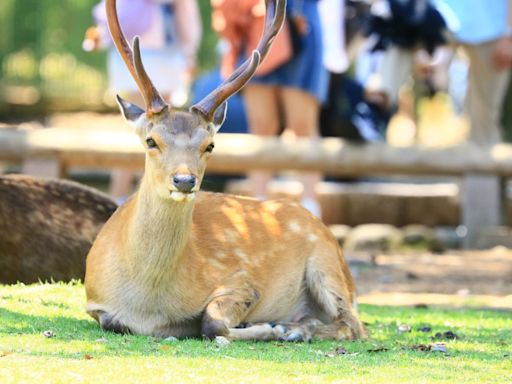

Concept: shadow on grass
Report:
left=0, top=307, right=98, bottom=336
left=0, top=306, right=510, bottom=364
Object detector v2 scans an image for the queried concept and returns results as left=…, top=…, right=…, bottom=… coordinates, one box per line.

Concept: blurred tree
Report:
left=0, top=0, right=218, bottom=116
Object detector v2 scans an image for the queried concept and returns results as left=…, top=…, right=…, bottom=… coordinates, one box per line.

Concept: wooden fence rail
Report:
left=0, top=126, right=510, bottom=248
left=2, top=127, right=512, bottom=176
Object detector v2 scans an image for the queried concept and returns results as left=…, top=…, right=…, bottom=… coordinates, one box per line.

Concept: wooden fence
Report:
left=1, top=127, right=510, bottom=248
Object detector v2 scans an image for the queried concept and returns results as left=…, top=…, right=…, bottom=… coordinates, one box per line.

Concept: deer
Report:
left=85, top=0, right=365, bottom=342
left=0, top=174, right=117, bottom=284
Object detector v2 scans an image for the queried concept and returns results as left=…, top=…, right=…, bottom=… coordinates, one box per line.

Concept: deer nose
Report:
left=172, top=174, right=196, bottom=193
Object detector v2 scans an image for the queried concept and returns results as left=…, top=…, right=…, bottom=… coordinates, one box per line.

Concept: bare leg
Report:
left=463, top=42, right=510, bottom=145
left=378, top=46, right=415, bottom=109
left=280, top=87, right=322, bottom=217
left=243, top=84, right=281, bottom=200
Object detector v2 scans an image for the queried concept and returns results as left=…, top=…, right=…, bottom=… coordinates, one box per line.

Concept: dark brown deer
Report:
left=0, top=174, right=117, bottom=284
left=85, top=0, right=365, bottom=341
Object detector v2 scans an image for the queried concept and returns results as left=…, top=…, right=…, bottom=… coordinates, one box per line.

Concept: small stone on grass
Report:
left=215, top=336, right=230, bottom=347
left=42, top=330, right=55, bottom=338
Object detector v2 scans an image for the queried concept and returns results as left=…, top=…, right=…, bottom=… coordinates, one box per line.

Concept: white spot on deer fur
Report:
left=288, top=221, right=301, bottom=233
left=234, top=248, right=248, bottom=262
left=215, top=251, right=226, bottom=260
left=209, top=258, right=227, bottom=271
left=224, top=229, right=238, bottom=242
left=308, top=233, right=318, bottom=242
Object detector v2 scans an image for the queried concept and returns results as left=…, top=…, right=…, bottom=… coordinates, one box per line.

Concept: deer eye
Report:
left=205, top=143, right=215, bottom=153
left=146, top=138, right=158, bottom=149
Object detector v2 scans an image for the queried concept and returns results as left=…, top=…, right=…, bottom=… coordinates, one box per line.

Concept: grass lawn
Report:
left=0, top=282, right=510, bottom=383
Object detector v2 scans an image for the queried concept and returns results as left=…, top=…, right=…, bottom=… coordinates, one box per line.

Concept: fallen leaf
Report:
left=0, top=351, right=13, bottom=357
left=160, top=345, right=171, bottom=351
left=324, top=346, right=349, bottom=357
left=433, top=331, right=458, bottom=340
left=406, top=344, right=431, bottom=352
left=367, top=346, right=389, bottom=353
left=84, top=354, right=93, bottom=360
left=334, top=347, right=348, bottom=355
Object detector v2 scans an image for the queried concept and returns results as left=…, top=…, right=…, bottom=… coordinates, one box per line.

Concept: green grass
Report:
left=0, top=283, right=510, bottom=383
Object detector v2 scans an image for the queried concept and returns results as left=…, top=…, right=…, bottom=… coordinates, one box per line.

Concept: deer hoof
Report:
left=266, top=324, right=286, bottom=339
left=282, top=330, right=309, bottom=343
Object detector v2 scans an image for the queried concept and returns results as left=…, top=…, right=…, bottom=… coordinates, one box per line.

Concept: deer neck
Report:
left=125, top=173, right=195, bottom=284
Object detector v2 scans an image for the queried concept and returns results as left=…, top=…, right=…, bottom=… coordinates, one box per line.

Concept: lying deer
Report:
left=85, top=0, right=365, bottom=341
left=0, top=174, right=117, bottom=284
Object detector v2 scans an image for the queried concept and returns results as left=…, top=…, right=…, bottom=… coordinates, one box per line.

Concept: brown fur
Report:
left=0, top=174, right=117, bottom=284
left=86, top=0, right=363, bottom=341
left=85, top=109, right=365, bottom=341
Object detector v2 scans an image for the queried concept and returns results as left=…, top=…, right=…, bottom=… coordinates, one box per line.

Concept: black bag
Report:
left=320, top=73, right=389, bottom=142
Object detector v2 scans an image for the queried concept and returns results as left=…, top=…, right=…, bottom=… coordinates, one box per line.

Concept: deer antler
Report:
left=191, top=0, right=286, bottom=122
left=106, top=0, right=168, bottom=115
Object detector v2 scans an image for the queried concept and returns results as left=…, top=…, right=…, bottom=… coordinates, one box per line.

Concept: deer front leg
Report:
left=201, top=286, right=286, bottom=341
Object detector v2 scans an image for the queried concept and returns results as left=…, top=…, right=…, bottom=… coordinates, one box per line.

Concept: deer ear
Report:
left=116, top=95, right=145, bottom=123
left=211, top=102, right=228, bottom=133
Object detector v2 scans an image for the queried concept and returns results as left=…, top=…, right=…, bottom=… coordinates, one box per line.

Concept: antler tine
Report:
left=191, top=0, right=286, bottom=122
left=106, top=0, right=167, bottom=115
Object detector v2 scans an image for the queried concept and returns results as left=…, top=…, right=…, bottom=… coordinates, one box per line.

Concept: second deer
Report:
left=85, top=0, right=365, bottom=341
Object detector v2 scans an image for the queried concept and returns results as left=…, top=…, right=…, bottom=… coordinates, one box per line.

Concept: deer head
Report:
left=106, top=0, right=285, bottom=202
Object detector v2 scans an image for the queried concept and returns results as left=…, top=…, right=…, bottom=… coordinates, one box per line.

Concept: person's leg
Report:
left=280, top=87, right=322, bottom=217
left=378, top=46, right=415, bottom=110
left=243, top=84, right=281, bottom=199
left=463, top=43, right=511, bottom=145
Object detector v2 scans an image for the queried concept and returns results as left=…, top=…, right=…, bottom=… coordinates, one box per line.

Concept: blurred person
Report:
left=435, top=0, right=512, bottom=246
left=212, top=0, right=328, bottom=218
left=319, top=0, right=389, bottom=142
left=365, top=0, right=512, bottom=142
left=364, top=0, right=448, bottom=112
left=433, top=0, right=512, bottom=145
left=85, top=0, right=201, bottom=203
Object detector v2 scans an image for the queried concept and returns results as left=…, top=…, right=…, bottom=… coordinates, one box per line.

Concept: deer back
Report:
left=0, top=175, right=117, bottom=284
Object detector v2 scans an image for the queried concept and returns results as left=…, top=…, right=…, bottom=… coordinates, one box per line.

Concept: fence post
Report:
left=461, top=173, right=504, bottom=248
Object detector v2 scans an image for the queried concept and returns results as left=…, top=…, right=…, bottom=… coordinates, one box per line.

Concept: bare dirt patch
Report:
left=351, top=249, right=512, bottom=308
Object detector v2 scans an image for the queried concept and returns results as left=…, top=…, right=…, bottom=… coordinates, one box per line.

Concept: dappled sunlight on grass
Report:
left=0, top=283, right=510, bottom=383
